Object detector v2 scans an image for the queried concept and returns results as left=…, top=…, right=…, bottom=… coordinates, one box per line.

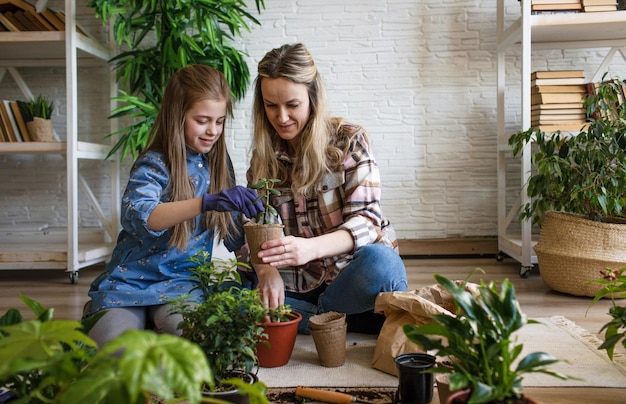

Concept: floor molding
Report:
left=398, top=237, right=498, bottom=257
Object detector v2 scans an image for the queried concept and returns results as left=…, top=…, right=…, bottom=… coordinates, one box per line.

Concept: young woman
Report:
left=85, top=64, right=263, bottom=346
left=247, top=43, right=407, bottom=334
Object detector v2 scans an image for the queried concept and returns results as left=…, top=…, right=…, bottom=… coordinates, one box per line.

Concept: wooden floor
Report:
left=0, top=256, right=624, bottom=402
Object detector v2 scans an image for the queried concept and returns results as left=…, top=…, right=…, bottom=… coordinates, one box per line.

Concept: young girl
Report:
left=85, top=64, right=263, bottom=346
left=247, top=43, right=407, bottom=334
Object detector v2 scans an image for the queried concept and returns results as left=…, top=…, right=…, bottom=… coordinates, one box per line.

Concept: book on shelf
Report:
left=531, top=70, right=585, bottom=79
left=583, top=4, right=618, bottom=11
left=40, top=7, right=64, bottom=31
left=0, top=0, right=91, bottom=35
left=534, top=123, right=589, bottom=133
left=531, top=115, right=587, bottom=125
left=530, top=106, right=586, bottom=115
left=13, top=9, right=38, bottom=30
left=2, top=100, right=24, bottom=141
left=24, top=9, right=53, bottom=31
left=0, top=99, right=34, bottom=142
left=532, top=0, right=584, bottom=4
left=531, top=102, right=586, bottom=111
left=0, top=11, right=18, bottom=31
left=531, top=77, right=586, bottom=86
left=9, top=100, right=30, bottom=141
left=532, top=84, right=587, bottom=93
left=531, top=92, right=586, bottom=104
left=0, top=101, right=19, bottom=142
left=532, top=3, right=583, bottom=11
left=582, top=0, right=618, bottom=5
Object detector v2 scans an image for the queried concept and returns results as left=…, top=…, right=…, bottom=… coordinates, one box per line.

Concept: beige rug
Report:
left=257, top=316, right=626, bottom=388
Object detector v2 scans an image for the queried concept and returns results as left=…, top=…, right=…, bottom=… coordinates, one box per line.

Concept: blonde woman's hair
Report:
left=249, top=43, right=348, bottom=197
left=142, top=64, right=237, bottom=250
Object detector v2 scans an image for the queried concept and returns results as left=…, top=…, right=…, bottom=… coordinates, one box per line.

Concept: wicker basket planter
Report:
left=535, top=211, right=626, bottom=297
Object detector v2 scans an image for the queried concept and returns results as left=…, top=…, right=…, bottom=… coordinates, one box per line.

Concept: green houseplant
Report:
left=244, top=178, right=284, bottom=266
left=88, top=0, right=266, bottom=161
left=587, top=267, right=626, bottom=361
left=0, top=294, right=213, bottom=404
left=22, top=95, right=54, bottom=142
left=403, top=270, right=569, bottom=404
left=170, top=252, right=269, bottom=401
left=508, top=75, right=626, bottom=297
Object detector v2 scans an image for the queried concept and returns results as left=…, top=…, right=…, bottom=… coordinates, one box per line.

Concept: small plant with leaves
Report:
left=171, top=252, right=268, bottom=387
left=23, top=94, right=54, bottom=120
left=249, top=178, right=281, bottom=224
left=508, top=74, right=626, bottom=225
left=403, top=269, right=570, bottom=404
left=0, top=294, right=213, bottom=404
left=586, top=267, right=626, bottom=361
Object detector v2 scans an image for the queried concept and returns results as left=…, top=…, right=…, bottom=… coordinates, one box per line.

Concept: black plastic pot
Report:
left=202, top=371, right=258, bottom=404
left=394, top=353, right=436, bottom=404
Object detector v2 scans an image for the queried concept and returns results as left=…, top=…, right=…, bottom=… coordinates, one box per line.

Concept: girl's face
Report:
left=261, top=77, right=311, bottom=143
left=184, top=98, right=227, bottom=154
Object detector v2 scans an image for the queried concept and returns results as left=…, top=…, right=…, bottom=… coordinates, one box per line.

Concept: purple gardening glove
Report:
left=202, top=186, right=264, bottom=219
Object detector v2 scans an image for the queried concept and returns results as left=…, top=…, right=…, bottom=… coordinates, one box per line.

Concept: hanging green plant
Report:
left=88, top=0, right=266, bottom=161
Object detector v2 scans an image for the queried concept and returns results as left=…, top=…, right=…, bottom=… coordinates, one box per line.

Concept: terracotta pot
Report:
left=243, top=222, right=284, bottom=264
left=446, top=390, right=538, bottom=404
left=256, top=311, right=302, bottom=368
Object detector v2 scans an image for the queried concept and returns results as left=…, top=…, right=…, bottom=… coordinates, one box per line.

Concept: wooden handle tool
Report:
left=295, top=386, right=358, bottom=403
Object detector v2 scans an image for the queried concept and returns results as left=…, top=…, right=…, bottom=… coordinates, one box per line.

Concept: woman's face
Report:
left=184, top=98, right=227, bottom=154
left=261, top=77, right=311, bottom=142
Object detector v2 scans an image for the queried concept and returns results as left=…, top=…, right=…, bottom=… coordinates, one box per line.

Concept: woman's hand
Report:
left=257, top=231, right=355, bottom=267
left=258, top=235, right=317, bottom=267
left=254, top=264, right=285, bottom=310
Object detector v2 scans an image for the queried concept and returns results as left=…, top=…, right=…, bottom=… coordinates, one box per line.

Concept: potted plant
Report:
left=170, top=252, right=271, bottom=402
left=587, top=267, right=626, bottom=361
left=255, top=304, right=302, bottom=368
left=88, top=0, right=266, bottom=161
left=0, top=294, right=214, bottom=404
left=402, top=269, right=570, bottom=404
left=508, top=74, right=626, bottom=297
left=22, top=94, right=54, bottom=142
left=244, top=178, right=285, bottom=265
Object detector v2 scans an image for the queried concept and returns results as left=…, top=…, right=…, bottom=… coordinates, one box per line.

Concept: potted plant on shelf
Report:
left=244, top=178, right=284, bottom=266
left=508, top=74, right=626, bottom=297
left=88, top=0, right=266, bottom=161
left=0, top=294, right=214, bottom=404
left=402, top=270, right=570, bottom=404
left=22, top=94, right=54, bottom=142
left=170, top=252, right=272, bottom=402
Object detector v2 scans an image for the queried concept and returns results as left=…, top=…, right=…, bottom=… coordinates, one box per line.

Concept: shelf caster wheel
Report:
left=496, top=251, right=505, bottom=262
left=69, top=271, right=79, bottom=284
left=519, top=266, right=532, bottom=279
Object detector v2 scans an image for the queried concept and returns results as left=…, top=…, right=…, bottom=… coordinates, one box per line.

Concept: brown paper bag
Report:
left=371, top=281, right=480, bottom=376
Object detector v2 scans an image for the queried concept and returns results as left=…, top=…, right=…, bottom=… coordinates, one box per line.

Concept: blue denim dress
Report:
left=87, top=149, right=244, bottom=315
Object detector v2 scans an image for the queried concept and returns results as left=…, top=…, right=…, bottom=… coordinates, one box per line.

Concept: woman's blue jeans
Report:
left=285, top=244, right=407, bottom=333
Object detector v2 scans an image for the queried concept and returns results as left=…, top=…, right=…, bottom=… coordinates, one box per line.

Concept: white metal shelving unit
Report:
left=496, top=0, right=626, bottom=277
left=0, top=0, right=119, bottom=283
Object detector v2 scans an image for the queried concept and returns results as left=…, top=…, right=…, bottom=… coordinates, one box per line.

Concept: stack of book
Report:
left=531, top=0, right=583, bottom=13
left=530, top=70, right=588, bottom=132
left=0, top=100, right=33, bottom=142
left=0, top=0, right=87, bottom=34
left=582, top=0, right=618, bottom=12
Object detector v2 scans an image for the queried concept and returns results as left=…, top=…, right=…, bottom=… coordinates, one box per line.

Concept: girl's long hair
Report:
left=249, top=43, right=347, bottom=197
left=141, top=64, right=236, bottom=250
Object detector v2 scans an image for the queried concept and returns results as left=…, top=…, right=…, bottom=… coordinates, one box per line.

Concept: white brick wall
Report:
left=1, top=0, right=625, bottom=240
